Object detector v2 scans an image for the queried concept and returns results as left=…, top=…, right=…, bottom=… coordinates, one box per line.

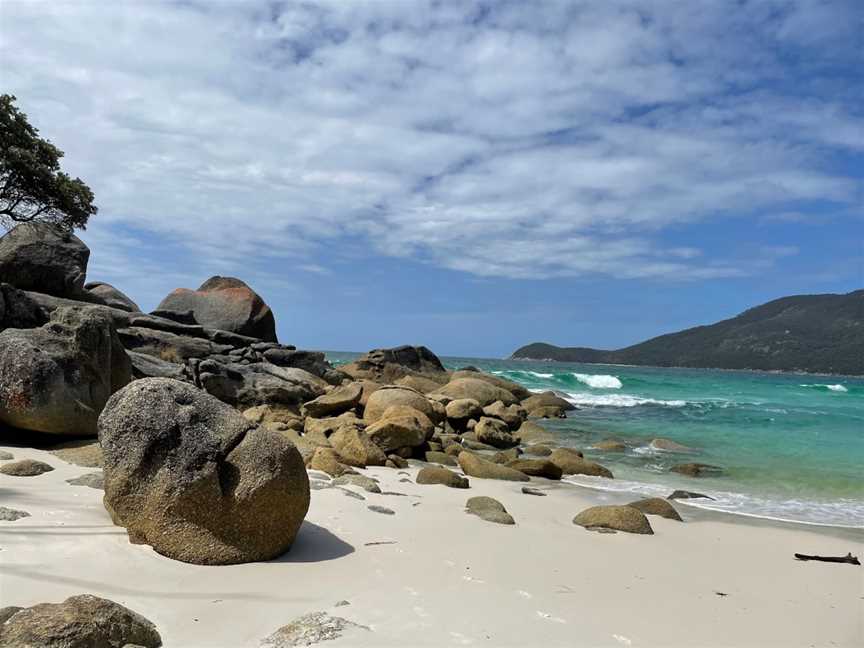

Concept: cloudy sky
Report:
left=1, top=1, right=861, bottom=356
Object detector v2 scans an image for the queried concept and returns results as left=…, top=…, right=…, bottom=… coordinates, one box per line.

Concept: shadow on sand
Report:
left=274, top=521, right=355, bottom=563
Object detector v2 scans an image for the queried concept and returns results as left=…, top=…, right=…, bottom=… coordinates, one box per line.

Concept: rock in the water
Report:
left=591, top=440, right=627, bottom=451
left=573, top=505, right=654, bottom=534
left=521, top=391, right=575, bottom=413
left=99, top=378, right=310, bottom=565
left=474, top=416, right=519, bottom=449
left=465, top=496, right=515, bottom=525
left=0, top=459, right=54, bottom=476
left=156, top=276, right=277, bottom=341
left=302, top=382, right=362, bottom=418
left=260, top=611, right=369, bottom=648
left=329, top=426, right=387, bottom=467
left=0, top=506, right=30, bottom=521
left=332, top=474, right=381, bottom=493
left=424, top=450, right=457, bottom=466
left=84, top=281, right=141, bottom=312
left=457, top=451, right=529, bottom=482
left=627, top=497, right=683, bottom=521
left=670, top=463, right=723, bottom=477
left=416, top=465, right=469, bottom=488
left=365, top=405, right=433, bottom=452
left=514, top=421, right=557, bottom=444
left=0, top=594, right=161, bottom=647
left=506, top=458, right=562, bottom=480
left=0, top=306, right=132, bottom=435
left=66, top=471, right=104, bottom=489
left=363, top=385, right=436, bottom=423
left=549, top=448, right=613, bottom=478
left=0, top=223, right=90, bottom=298
left=667, top=490, right=715, bottom=500
left=650, top=438, right=698, bottom=453
left=431, top=378, right=518, bottom=407
left=368, top=505, right=395, bottom=515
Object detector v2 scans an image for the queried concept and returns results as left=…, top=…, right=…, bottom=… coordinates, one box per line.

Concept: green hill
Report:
left=511, top=290, right=864, bottom=375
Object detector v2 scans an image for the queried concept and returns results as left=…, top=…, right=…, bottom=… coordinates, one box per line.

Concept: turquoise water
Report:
left=327, top=352, right=864, bottom=527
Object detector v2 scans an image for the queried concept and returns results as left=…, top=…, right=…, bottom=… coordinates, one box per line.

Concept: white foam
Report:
left=572, top=373, right=622, bottom=389
left=529, top=371, right=555, bottom=378
left=563, top=392, right=687, bottom=408
left=800, top=383, right=848, bottom=392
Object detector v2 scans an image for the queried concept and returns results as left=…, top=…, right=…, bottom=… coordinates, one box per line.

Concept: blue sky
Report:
left=1, top=1, right=861, bottom=357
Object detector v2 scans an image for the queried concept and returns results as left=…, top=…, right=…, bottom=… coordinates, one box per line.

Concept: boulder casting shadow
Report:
left=273, top=521, right=354, bottom=563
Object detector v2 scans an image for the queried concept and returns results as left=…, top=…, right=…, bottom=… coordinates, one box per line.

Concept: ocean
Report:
left=326, top=352, right=864, bottom=528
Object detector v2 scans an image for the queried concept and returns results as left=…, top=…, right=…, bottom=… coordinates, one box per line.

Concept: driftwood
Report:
left=794, top=552, right=860, bottom=565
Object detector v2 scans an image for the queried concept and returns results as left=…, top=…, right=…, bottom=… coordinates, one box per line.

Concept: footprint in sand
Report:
left=613, top=634, right=633, bottom=646
left=462, top=575, right=486, bottom=584
left=517, top=590, right=532, bottom=599
left=448, top=631, right=475, bottom=645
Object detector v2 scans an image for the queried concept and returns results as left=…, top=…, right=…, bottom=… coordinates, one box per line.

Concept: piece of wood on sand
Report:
left=794, top=552, right=860, bottom=565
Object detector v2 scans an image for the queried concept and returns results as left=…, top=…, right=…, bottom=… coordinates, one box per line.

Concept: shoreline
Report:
left=2, top=441, right=862, bottom=647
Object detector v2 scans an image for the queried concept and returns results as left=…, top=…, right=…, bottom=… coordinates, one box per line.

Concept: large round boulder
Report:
left=98, top=378, right=310, bottom=565
left=573, top=505, right=654, bottom=534
left=156, top=276, right=277, bottom=341
left=0, top=223, right=90, bottom=297
left=474, top=416, right=519, bottom=448
left=0, top=594, right=162, bottom=647
left=431, top=378, right=518, bottom=407
left=521, top=391, right=575, bottom=415
left=365, top=405, right=433, bottom=452
left=416, top=465, right=469, bottom=488
left=450, top=370, right=532, bottom=400
left=0, top=306, right=132, bottom=436
left=301, top=382, right=362, bottom=418
left=363, top=385, right=435, bottom=423
left=627, top=497, right=683, bottom=521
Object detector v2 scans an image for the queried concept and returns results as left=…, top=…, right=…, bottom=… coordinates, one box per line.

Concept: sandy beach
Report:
left=2, top=442, right=861, bottom=648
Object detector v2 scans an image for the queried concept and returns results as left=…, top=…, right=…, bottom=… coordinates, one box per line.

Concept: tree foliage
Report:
left=0, top=94, right=96, bottom=231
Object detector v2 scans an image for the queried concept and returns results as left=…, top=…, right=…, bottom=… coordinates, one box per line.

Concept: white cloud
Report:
left=0, top=0, right=859, bottom=286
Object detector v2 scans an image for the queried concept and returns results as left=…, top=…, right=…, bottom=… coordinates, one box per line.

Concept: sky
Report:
left=1, top=0, right=862, bottom=357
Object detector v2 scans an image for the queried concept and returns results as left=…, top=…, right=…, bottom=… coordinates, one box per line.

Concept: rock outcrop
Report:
left=340, top=345, right=447, bottom=383
left=0, top=223, right=90, bottom=298
left=431, top=378, right=518, bottom=407
left=0, top=306, right=132, bottom=435
left=99, top=378, right=310, bottom=565
left=156, top=276, right=277, bottom=342
left=0, top=594, right=162, bottom=647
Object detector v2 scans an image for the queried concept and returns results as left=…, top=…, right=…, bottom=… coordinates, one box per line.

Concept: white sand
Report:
left=1, top=444, right=862, bottom=647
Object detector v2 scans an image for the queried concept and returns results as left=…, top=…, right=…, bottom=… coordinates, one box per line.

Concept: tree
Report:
left=0, top=94, right=96, bottom=231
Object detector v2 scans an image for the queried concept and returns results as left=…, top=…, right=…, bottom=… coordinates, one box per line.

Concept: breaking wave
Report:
left=801, top=383, right=848, bottom=393
left=562, top=392, right=687, bottom=408
left=572, top=373, right=622, bottom=389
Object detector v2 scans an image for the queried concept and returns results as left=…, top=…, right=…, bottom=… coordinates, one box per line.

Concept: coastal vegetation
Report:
left=512, top=291, right=864, bottom=375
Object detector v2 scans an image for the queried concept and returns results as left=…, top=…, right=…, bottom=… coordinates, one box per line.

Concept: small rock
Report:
left=627, top=497, right=683, bottom=521
left=0, top=450, right=13, bottom=460
left=416, top=466, right=469, bottom=489
left=48, top=441, right=103, bottom=467
left=386, top=454, right=409, bottom=469
left=424, top=450, right=457, bottom=466
left=260, top=611, right=369, bottom=647
left=651, top=438, right=698, bottom=453
left=66, top=472, right=104, bottom=490
left=0, top=459, right=54, bottom=477
left=521, top=487, right=547, bottom=496
left=667, top=490, right=715, bottom=500
left=367, top=505, right=395, bottom=515
left=332, top=474, right=381, bottom=493
left=0, top=507, right=30, bottom=522
left=338, top=488, right=365, bottom=501
left=670, top=463, right=723, bottom=478
left=334, top=600, right=350, bottom=607
left=591, top=440, right=627, bottom=451
left=465, top=496, right=515, bottom=525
